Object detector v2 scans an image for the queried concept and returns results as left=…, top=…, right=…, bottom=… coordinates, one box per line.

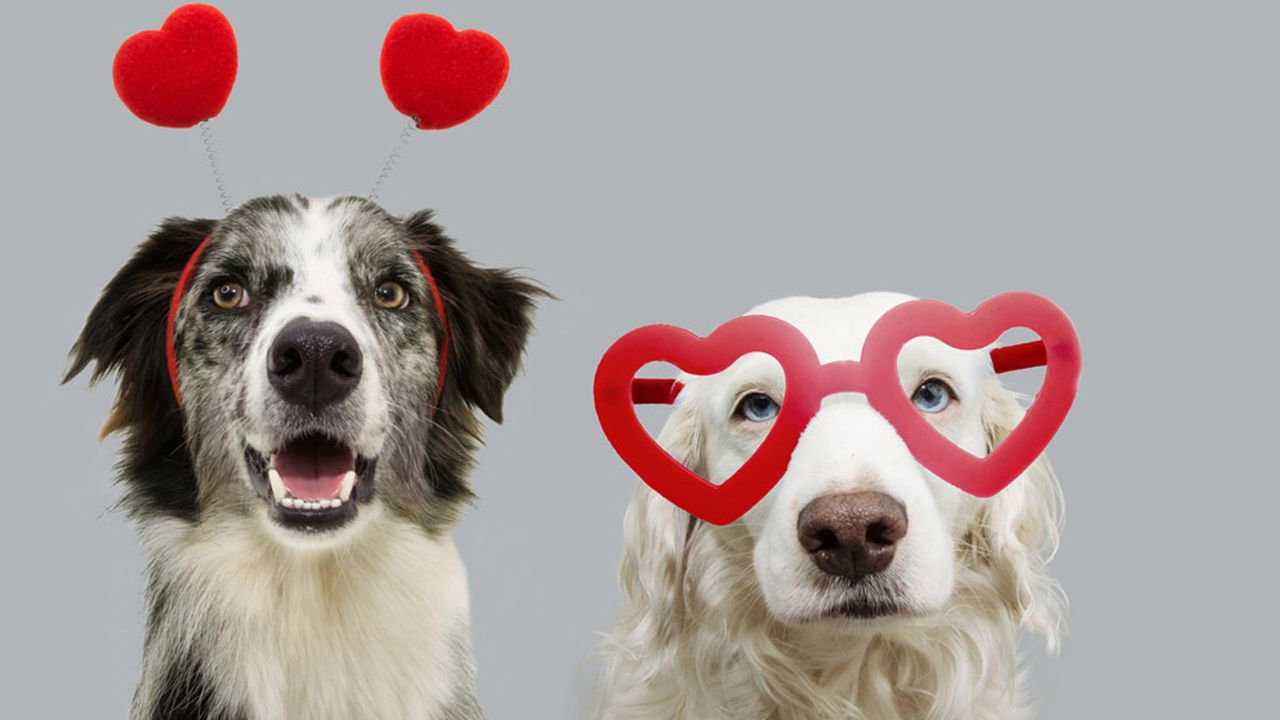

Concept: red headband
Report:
left=165, top=236, right=449, bottom=411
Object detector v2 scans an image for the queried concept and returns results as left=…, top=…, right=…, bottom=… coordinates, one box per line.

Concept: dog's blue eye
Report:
left=912, top=379, right=953, bottom=413
left=736, top=392, right=780, bottom=423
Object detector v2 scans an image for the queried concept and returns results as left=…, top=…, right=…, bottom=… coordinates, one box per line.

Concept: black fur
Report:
left=149, top=654, right=242, bottom=720
left=64, top=217, right=215, bottom=521
left=406, top=209, right=543, bottom=424
left=406, top=209, right=548, bottom=514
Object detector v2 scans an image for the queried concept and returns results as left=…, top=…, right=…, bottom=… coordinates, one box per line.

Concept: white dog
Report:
left=597, top=292, right=1066, bottom=720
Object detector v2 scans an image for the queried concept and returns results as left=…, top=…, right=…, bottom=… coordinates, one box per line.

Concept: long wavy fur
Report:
left=597, top=378, right=1067, bottom=720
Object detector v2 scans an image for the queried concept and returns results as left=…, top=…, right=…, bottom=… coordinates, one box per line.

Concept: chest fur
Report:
left=136, top=516, right=477, bottom=720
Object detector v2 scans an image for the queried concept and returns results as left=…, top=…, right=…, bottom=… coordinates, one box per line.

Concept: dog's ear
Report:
left=405, top=210, right=544, bottom=423
left=974, top=378, right=1069, bottom=653
left=611, top=387, right=706, bottom=641
left=64, top=218, right=216, bottom=436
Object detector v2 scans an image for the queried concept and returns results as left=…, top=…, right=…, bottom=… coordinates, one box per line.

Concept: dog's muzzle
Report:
left=244, top=318, right=379, bottom=533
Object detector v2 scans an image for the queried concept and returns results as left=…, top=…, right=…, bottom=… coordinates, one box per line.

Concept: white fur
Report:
left=135, top=505, right=474, bottom=720
left=597, top=293, right=1067, bottom=720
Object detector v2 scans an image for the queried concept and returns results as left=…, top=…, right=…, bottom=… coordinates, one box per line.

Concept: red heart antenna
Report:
left=113, top=4, right=238, bottom=129
left=112, top=8, right=509, bottom=204
left=371, top=14, right=509, bottom=200
left=379, top=14, right=510, bottom=131
left=113, top=4, right=238, bottom=212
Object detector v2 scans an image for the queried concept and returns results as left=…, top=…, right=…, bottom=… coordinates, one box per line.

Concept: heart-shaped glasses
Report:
left=594, top=292, right=1081, bottom=525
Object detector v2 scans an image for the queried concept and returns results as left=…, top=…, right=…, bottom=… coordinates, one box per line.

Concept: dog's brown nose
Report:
left=797, top=491, right=908, bottom=582
left=269, top=319, right=363, bottom=411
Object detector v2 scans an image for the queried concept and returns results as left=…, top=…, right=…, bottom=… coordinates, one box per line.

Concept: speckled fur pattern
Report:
left=66, top=195, right=543, bottom=720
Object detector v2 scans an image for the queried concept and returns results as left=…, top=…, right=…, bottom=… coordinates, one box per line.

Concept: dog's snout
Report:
left=797, top=491, right=908, bottom=583
left=268, top=319, right=363, bottom=411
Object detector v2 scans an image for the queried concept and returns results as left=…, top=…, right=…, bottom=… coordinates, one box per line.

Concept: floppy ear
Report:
left=975, top=378, right=1069, bottom=653
left=64, top=218, right=216, bottom=437
left=612, top=387, right=706, bottom=644
left=597, top=389, right=705, bottom=714
left=405, top=210, right=544, bottom=423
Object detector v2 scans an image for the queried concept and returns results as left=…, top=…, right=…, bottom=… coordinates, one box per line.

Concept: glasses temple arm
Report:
left=630, top=340, right=1048, bottom=405
left=988, top=340, right=1047, bottom=374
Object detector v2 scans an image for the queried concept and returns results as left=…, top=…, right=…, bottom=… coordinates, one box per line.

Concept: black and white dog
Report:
left=66, top=195, right=542, bottom=720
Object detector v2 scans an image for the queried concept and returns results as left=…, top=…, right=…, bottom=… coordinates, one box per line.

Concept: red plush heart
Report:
left=380, top=14, right=509, bottom=130
left=595, top=294, right=1081, bottom=524
left=113, top=4, right=238, bottom=129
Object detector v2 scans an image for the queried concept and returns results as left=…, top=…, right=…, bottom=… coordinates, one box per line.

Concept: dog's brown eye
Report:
left=212, top=281, right=249, bottom=309
left=374, top=280, right=409, bottom=310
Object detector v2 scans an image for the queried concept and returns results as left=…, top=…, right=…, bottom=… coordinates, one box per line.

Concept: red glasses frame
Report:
left=593, top=292, right=1081, bottom=525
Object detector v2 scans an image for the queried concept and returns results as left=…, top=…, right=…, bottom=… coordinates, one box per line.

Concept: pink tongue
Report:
left=274, top=437, right=354, bottom=500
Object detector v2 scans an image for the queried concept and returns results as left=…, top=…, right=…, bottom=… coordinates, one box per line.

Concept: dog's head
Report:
left=621, top=292, right=1065, bottom=646
left=67, top=195, right=542, bottom=547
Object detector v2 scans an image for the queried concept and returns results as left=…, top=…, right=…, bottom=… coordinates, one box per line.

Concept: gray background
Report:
left=1, top=1, right=1275, bottom=717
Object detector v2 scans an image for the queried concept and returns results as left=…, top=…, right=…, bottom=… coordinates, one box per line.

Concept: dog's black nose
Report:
left=268, top=319, right=363, bottom=411
left=797, top=491, right=908, bottom=583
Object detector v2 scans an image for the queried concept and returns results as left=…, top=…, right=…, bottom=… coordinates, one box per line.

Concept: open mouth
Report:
left=245, top=434, right=376, bottom=532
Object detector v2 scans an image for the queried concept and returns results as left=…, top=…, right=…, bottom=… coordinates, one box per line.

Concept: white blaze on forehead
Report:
left=251, top=198, right=369, bottom=342
left=288, top=197, right=357, bottom=311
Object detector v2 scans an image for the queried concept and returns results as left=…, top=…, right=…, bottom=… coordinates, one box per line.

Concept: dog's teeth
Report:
left=275, top=495, right=347, bottom=512
left=339, top=471, right=357, bottom=502
left=268, top=469, right=287, bottom=502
